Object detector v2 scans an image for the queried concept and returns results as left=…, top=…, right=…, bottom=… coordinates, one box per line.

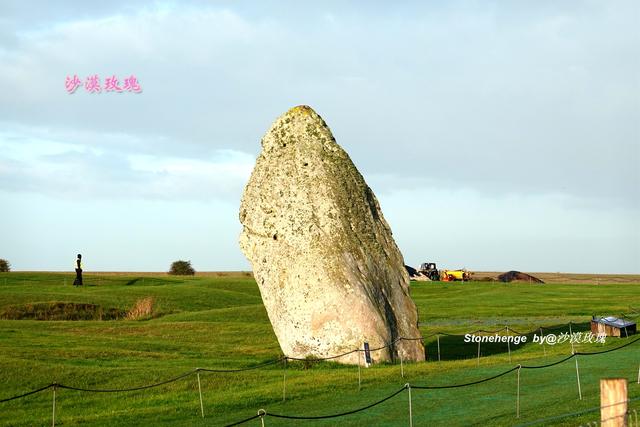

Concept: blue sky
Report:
left=0, top=1, right=638, bottom=273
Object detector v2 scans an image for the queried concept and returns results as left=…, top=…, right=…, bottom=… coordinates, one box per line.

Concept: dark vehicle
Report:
left=419, top=262, right=440, bottom=281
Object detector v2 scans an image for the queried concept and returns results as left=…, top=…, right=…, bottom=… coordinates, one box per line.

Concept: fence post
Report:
left=282, top=357, right=287, bottom=402
left=516, top=365, right=521, bottom=418
left=600, top=378, right=627, bottom=427
left=574, top=354, right=582, bottom=400
left=52, top=383, right=57, bottom=427
left=358, top=350, right=362, bottom=391
left=570, top=333, right=576, bottom=355
left=406, top=383, right=413, bottom=427
left=569, top=321, right=573, bottom=336
left=437, top=334, right=441, bottom=362
left=506, top=325, right=512, bottom=362
left=196, top=369, right=204, bottom=418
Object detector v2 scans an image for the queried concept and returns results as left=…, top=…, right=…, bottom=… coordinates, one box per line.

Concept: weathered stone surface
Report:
left=239, top=105, right=424, bottom=364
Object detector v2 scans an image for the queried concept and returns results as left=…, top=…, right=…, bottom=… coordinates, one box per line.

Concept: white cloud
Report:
left=0, top=130, right=254, bottom=200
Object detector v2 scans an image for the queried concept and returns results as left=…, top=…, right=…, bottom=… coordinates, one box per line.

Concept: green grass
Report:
left=0, top=272, right=638, bottom=426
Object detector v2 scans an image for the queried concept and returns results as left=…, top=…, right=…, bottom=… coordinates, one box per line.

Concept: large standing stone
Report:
left=239, top=105, right=424, bottom=364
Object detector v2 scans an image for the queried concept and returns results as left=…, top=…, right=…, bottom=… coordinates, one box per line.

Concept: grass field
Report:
left=0, top=272, right=638, bottom=426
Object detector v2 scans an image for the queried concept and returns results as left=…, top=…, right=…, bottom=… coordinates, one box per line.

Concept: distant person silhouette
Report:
left=73, top=254, right=83, bottom=287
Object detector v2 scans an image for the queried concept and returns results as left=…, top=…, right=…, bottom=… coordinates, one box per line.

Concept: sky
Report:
left=0, top=1, right=638, bottom=273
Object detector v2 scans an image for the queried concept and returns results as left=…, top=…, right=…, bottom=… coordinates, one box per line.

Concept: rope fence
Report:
left=225, top=338, right=639, bottom=426
left=1, top=336, right=638, bottom=426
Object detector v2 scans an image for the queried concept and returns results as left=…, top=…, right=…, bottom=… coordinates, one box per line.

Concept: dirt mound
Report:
left=497, top=271, right=544, bottom=284
left=0, top=302, right=126, bottom=320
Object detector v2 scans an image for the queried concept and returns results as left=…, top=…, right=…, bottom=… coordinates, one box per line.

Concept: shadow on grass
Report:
left=0, top=301, right=127, bottom=320
left=125, top=278, right=141, bottom=286
left=423, top=322, right=595, bottom=361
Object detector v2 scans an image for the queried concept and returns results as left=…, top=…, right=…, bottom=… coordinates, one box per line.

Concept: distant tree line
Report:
left=0, top=259, right=10, bottom=273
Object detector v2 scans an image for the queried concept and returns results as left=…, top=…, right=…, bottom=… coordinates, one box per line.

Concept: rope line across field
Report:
left=1, top=337, right=638, bottom=426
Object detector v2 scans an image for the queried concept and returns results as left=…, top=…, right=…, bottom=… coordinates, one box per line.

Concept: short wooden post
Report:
left=570, top=321, right=579, bottom=354
left=357, top=350, right=362, bottom=391
left=437, top=334, right=441, bottom=362
left=506, top=325, right=512, bottom=362
left=406, top=383, right=413, bottom=427
left=196, top=370, right=204, bottom=418
left=600, top=378, right=627, bottom=427
left=570, top=328, right=576, bottom=355
left=282, top=357, right=287, bottom=401
left=516, top=365, right=521, bottom=418
left=52, top=383, right=57, bottom=427
left=569, top=321, right=573, bottom=336
left=574, top=354, right=582, bottom=400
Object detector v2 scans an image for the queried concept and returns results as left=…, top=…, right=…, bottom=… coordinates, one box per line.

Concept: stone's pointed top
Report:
left=286, top=105, right=316, bottom=116
left=262, top=105, right=333, bottom=152
left=277, top=105, right=324, bottom=125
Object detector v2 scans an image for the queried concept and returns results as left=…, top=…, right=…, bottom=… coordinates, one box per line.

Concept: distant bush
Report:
left=169, top=260, right=195, bottom=276
left=0, top=259, right=10, bottom=272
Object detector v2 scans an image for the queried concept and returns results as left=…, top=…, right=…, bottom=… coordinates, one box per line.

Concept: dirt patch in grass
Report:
left=126, top=297, right=155, bottom=320
left=0, top=302, right=127, bottom=320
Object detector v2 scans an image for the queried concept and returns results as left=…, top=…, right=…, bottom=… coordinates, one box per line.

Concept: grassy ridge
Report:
left=0, top=272, right=638, bottom=426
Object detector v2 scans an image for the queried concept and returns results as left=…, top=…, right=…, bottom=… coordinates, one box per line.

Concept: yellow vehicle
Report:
left=441, top=269, right=470, bottom=282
